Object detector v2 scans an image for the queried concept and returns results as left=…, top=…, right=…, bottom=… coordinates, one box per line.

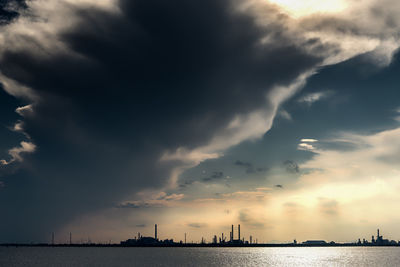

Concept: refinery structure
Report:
left=356, top=229, right=397, bottom=246
left=119, top=224, right=400, bottom=247
left=121, top=224, right=250, bottom=246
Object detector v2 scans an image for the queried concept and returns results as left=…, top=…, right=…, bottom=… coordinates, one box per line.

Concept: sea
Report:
left=1, top=247, right=400, bottom=266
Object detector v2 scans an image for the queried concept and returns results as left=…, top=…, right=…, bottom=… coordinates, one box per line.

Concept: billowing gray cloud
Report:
left=0, top=0, right=327, bottom=242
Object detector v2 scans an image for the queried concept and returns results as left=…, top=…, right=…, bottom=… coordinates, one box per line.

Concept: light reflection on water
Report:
left=1, top=247, right=400, bottom=266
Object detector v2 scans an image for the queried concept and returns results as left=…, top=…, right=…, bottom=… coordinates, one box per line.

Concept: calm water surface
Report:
left=1, top=247, right=400, bottom=266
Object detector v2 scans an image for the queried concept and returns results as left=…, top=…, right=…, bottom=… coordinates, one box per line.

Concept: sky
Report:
left=1, top=0, right=400, bottom=244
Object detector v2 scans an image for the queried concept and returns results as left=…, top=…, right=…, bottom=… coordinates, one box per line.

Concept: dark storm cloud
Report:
left=0, top=0, right=325, bottom=242
left=234, top=160, right=267, bottom=174
left=0, top=0, right=26, bottom=24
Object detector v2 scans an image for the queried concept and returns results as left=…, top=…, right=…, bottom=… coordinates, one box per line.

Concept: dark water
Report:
left=1, top=247, right=400, bottom=266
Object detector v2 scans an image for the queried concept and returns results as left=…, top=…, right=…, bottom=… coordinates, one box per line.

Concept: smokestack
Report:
left=231, top=225, right=234, bottom=241
left=238, top=224, right=240, bottom=241
left=155, top=224, right=158, bottom=240
left=377, top=229, right=380, bottom=238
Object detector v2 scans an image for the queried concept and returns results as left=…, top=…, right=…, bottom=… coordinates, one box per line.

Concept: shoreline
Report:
left=2, top=244, right=400, bottom=248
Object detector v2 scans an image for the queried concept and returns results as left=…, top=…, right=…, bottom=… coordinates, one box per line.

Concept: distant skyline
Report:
left=1, top=0, right=400, bottom=244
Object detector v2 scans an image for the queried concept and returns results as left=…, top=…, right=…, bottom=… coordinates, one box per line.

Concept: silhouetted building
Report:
left=213, top=235, right=217, bottom=244
left=374, top=229, right=390, bottom=245
left=358, top=229, right=398, bottom=246
left=227, top=224, right=244, bottom=244
left=121, top=224, right=176, bottom=246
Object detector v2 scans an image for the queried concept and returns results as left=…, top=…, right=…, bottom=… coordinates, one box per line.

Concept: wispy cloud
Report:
left=297, top=143, right=316, bottom=151
left=115, top=192, right=185, bottom=209
left=220, top=189, right=271, bottom=202
left=15, top=105, right=33, bottom=117
left=278, top=109, right=292, bottom=121
left=0, top=141, right=36, bottom=165
left=298, top=91, right=334, bottom=106
left=298, top=138, right=318, bottom=151
left=301, top=138, right=318, bottom=143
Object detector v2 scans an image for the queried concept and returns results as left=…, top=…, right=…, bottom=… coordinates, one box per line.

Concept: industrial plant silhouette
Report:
left=117, top=225, right=399, bottom=247
left=1, top=225, right=399, bottom=247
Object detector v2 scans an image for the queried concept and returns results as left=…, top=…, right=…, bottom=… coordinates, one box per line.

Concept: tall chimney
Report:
left=231, top=225, right=234, bottom=241
left=238, top=224, right=241, bottom=241
left=377, top=229, right=380, bottom=238
left=155, top=224, right=158, bottom=240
